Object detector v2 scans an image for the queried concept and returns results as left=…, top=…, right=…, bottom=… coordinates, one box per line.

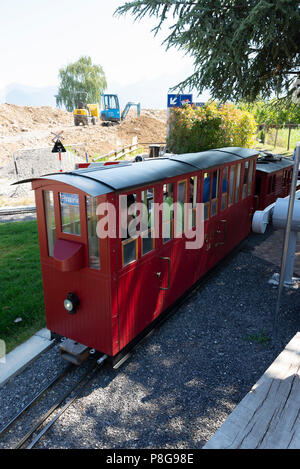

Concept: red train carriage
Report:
left=27, top=147, right=259, bottom=363
left=255, top=154, right=294, bottom=210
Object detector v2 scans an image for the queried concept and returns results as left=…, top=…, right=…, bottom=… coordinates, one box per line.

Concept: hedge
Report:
left=167, top=102, right=257, bottom=154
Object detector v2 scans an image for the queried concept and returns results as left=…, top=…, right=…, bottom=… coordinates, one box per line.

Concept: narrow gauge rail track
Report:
left=0, top=239, right=247, bottom=449
left=0, top=206, right=36, bottom=217
left=0, top=354, right=107, bottom=449
left=0, top=362, right=73, bottom=437
left=16, top=355, right=107, bottom=449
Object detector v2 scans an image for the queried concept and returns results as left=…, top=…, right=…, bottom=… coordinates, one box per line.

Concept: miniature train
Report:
left=21, top=147, right=295, bottom=364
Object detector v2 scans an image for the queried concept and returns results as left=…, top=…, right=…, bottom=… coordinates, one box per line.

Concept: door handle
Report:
left=159, top=256, right=171, bottom=290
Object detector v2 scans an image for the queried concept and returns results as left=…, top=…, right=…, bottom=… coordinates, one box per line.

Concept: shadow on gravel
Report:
left=1, top=227, right=299, bottom=449
left=47, top=228, right=300, bottom=449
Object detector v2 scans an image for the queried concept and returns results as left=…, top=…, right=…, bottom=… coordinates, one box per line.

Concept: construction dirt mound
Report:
left=0, top=104, right=167, bottom=206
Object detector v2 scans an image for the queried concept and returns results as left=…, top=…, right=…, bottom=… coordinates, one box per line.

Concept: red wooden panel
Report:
left=34, top=184, right=115, bottom=356
left=42, top=265, right=113, bottom=354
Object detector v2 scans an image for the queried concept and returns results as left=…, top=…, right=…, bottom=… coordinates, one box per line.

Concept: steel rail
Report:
left=0, top=206, right=36, bottom=216
left=15, top=355, right=107, bottom=449
left=5, top=236, right=251, bottom=449
left=0, top=363, right=73, bottom=437
left=26, top=359, right=106, bottom=449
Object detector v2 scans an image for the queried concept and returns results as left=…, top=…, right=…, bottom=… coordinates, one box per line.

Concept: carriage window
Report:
left=189, top=176, right=197, bottom=228
left=141, top=188, right=155, bottom=255
left=229, top=166, right=235, bottom=206
left=235, top=164, right=241, bottom=202
left=211, top=170, right=219, bottom=216
left=176, top=180, right=186, bottom=235
left=86, top=196, right=100, bottom=269
left=44, top=191, right=56, bottom=257
left=122, top=237, right=138, bottom=266
left=242, top=162, right=249, bottom=199
left=203, top=173, right=210, bottom=220
left=60, top=193, right=81, bottom=235
left=163, top=183, right=174, bottom=242
left=122, top=193, right=138, bottom=266
left=247, top=160, right=254, bottom=196
left=221, top=167, right=228, bottom=210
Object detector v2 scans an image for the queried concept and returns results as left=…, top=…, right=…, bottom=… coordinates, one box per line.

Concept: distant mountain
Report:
left=108, top=75, right=210, bottom=110
left=1, top=76, right=210, bottom=109
left=2, top=83, right=58, bottom=107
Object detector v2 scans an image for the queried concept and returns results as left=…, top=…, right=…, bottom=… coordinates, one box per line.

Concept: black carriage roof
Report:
left=255, top=156, right=294, bottom=174
left=20, top=147, right=258, bottom=196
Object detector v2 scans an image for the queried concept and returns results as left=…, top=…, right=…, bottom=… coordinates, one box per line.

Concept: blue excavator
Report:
left=100, top=94, right=141, bottom=126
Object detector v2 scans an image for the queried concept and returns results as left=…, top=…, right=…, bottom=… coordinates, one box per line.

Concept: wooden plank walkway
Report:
left=203, top=332, right=300, bottom=449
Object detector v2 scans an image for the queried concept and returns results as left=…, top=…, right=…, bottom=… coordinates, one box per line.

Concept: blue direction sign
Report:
left=167, top=94, right=193, bottom=108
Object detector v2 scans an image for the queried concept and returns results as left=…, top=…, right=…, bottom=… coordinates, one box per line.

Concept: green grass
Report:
left=244, top=331, right=271, bottom=348
left=0, top=221, right=45, bottom=354
left=263, top=127, right=300, bottom=153
left=92, top=146, right=145, bottom=162
left=256, top=143, right=294, bottom=158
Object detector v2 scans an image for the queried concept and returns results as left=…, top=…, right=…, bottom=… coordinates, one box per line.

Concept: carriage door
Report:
left=157, top=178, right=191, bottom=311
left=117, top=189, right=161, bottom=349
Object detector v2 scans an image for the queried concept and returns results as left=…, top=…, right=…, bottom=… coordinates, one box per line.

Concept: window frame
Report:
left=201, top=168, right=220, bottom=220
left=43, top=190, right=56, bottom=257
left=228, top=164, right=237, bottom=207
left=59, top=192, right=82, bottom=236
left=41, top=185, right=89, bottom=265
left=188, top=174, right=199, bottom=229
left=86, top=195, right=101, bottom=270
left=220, top=166, right=229, bottom=211
left=141, top=187, right=156, bottom=256
left=175, top=178, right=188, bottom=237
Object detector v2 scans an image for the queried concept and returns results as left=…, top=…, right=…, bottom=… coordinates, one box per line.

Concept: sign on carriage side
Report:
left=60, top=193, right=79, bottom=206
left=167, top=94, right=193, bottom=108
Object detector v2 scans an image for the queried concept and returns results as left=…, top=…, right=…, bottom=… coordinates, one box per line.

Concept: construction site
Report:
left=0, top=103, right=167, bottom=207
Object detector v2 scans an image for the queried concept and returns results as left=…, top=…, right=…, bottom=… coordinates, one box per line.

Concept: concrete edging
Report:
left=0, top=328, right=54, bottom=388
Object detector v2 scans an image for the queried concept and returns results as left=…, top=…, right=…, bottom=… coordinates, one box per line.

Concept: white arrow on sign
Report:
left=169, top=97, right=178, bottom=106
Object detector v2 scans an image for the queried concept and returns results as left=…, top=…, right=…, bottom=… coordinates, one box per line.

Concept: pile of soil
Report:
left=0, top=104, right=167, bottom=206
left=0, top=104, right=166, bottom=166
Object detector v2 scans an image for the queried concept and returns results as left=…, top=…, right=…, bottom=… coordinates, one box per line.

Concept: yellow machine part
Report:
left=87, top=104, right=100, bottom=119
left=74, top=108, right=89, bottom=116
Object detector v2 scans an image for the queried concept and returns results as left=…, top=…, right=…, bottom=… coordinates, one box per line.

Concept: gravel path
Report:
left=0, top=227, right=299, bottom=449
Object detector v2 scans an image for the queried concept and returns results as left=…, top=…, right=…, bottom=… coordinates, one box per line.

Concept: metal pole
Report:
left=273, top=142, right=300, bottom=339
left=12, top=151, right=19, bottom=181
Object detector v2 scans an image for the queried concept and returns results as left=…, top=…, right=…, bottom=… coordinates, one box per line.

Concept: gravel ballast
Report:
left=0, top=227, right=299, bottom=449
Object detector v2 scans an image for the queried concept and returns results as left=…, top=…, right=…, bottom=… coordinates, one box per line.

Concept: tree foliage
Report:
left=56, top=56, right=107, bottom=111
left=238, top=98, right=300, bottom=125
left=168, top=102, right=257, bottom=153
left=115, top=1, right=300, bottom=102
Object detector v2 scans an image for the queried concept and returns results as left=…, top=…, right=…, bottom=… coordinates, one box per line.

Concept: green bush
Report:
left=167, top=101, right=257, bottom=154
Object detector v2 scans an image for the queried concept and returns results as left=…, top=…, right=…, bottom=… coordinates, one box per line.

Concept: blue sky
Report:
left=0, top=0, right=210, bottom=108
